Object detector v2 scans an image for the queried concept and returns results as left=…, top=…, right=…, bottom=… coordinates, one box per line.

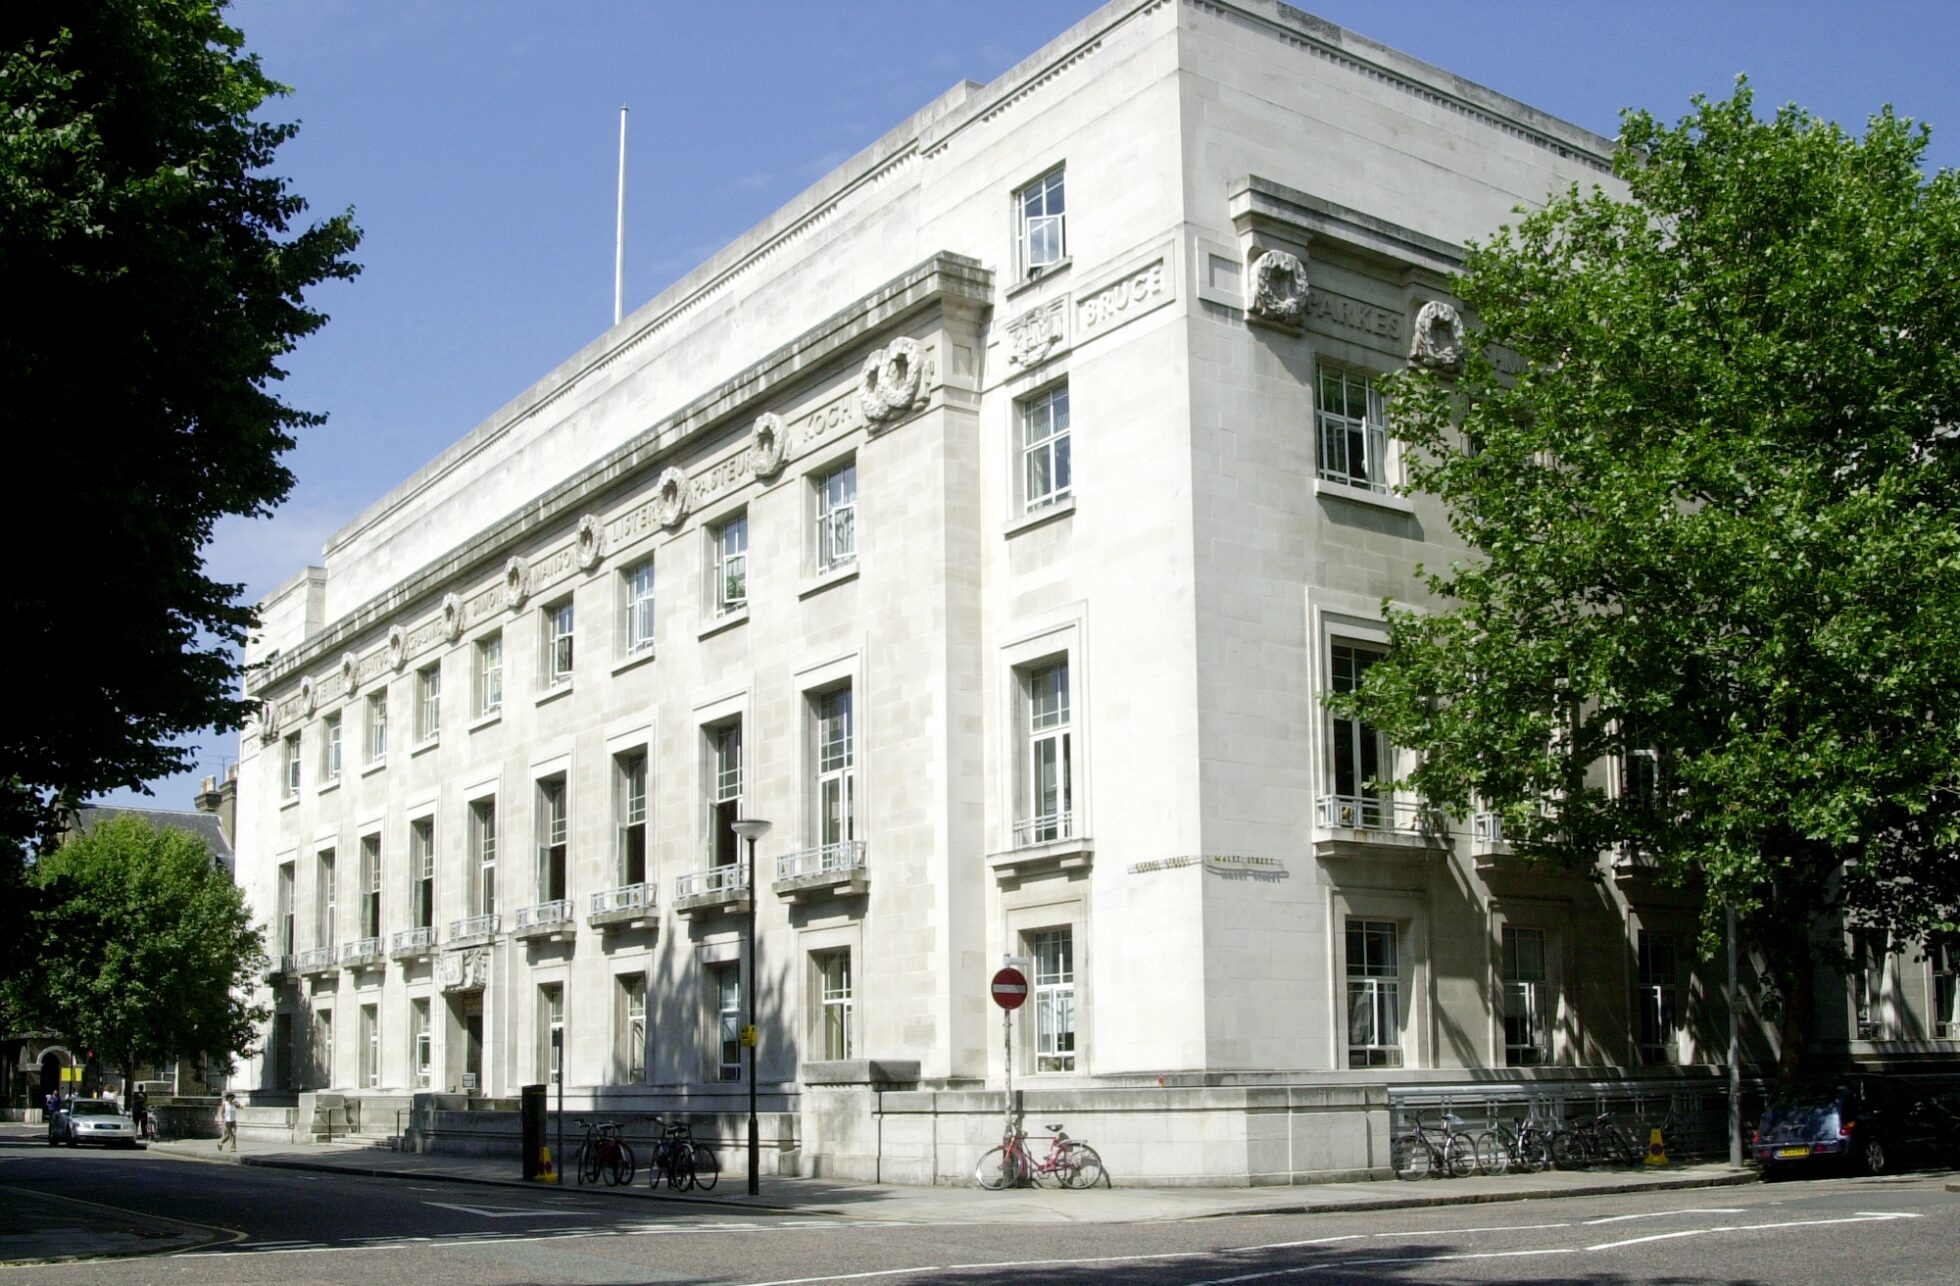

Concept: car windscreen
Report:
left=69, top=1101, right=120, bottom=1116
left=1767, top=1078, right=1854, bottom=1110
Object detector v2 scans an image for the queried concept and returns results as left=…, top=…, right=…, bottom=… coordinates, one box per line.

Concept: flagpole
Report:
left=614, top=105, right=628, bottom=326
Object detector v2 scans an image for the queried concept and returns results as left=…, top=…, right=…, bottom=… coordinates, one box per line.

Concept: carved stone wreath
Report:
left=749, top=412, right=787, bottom=480
left=652, top=466, right=691, bottom=530
left=259, top=698, right=281, bottom=740
left=388, top=625, right=408, bottom=671
left=502, top=555, right=530, bottom=611
left=858, top=337, right=924, bottom=426
left=1248, top=249, right=1308, bottom=328
left=298, top=676, right=317, bottom=718
left=575, top=513, right=605, bottom=571
left=440, top=592, right=463, bottom=643
left=1409, top=300, right=1466, bottom=371
left=339, top=652, right=359, bottom=695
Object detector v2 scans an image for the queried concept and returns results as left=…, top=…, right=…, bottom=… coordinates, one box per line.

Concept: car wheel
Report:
left=1859, top=1137, right=1888, bottom=1175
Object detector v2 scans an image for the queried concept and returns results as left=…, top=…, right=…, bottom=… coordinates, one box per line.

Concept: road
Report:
left=2, top=1132, right=1954, bottom=1284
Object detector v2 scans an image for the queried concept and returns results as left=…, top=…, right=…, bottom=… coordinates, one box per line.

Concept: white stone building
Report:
left=233, top=0, right=1959, bottom=1183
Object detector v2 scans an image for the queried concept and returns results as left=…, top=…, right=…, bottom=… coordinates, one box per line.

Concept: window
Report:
left=622, top=558, right=656, bottom=657
left=540, top=984, right=564, bottom=1085
left=1316, top=366, right=1389, bottom=491
left=1020, top=384, right=1071, bottom=512
left=284, top=732, right=303, bottom=797
left=358, top=835, right=381, bottom=939
left=410, top=818, right=435, bottom=929
left=359, top=1003, right=379, bottom=1089
left=322, top=714, right=342, bottom=782
left=1016, top=167, right=1066, bottom=275
left=1031, top=929, right=1076, bottom=1072
left=708, top=721, right=743, bottom=866
left=1635, top=931, right=1681, bottom=1063
left=474, top=632, right=503, bottom=717
left=713, top=514, right=748, bottom=615
left=1346, top=920, right=1402, bottom=1068
left=315, top=1008, right=334, bottom=1085
left=543, top=598, right=574, bottom=688
left=1020, top=662, right=1072, bottom=845
left=315, top=849, right=336, bottom=948
left=1327, top=643, right=1388, bottom=827
left=616, top=751, right=648, bottom=886
left=366, top=691, right=388, bottom=764
left=815, top=687, right=855, bottom=852
left=816, top=949, right=853, bottom=1061
left=618, top=973, right=647, bottom=1083
left=1503, top=927, right=1549, bottom=1066
left=1851, top=931, right=1887, bottom=1040
left=277, top=861, right=296, bottom=959
left=536, top=776, right=568, bottom=903
left=713, top=962, right=742, bottom=1082
left=417, top=663, right=442, bottom=741
left=1935, top=943, right=1958, bottom=1040
left=273, top=1012, right=294, bottom=1089
left=815, top=462, right=857, bottom=573
left=411, top=999, right=431, bottom=1090
left=470, top=799, right=497, bottom=917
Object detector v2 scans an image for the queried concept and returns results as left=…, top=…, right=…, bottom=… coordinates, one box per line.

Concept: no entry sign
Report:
left=990, top=966, right=1029, bottom=1010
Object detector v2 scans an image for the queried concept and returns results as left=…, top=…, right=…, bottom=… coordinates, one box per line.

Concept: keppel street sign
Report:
left=990, top=966, right=1029, bottom=1010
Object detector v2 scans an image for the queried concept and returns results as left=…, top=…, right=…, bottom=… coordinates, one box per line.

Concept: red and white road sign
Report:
left=990, top=967, right=1029, bottom=1010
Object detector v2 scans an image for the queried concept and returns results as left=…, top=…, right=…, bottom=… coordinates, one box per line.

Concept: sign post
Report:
left=990, top=967, right=1029, bottom=1137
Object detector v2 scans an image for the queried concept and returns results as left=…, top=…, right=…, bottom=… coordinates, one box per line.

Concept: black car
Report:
left=1753, top=1072, right=1960, bottom=1178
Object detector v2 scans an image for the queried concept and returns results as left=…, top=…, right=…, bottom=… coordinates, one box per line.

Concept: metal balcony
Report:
left=264, top=953, right=296, bottom=984
left=588, top=883, right=655, bottom=931
left=773, top=840, right=868, bottom=902
left=295, top=946, right=336, bottom=977
left=513, top=899, right=576, bottom=943
left=339, top=937, right=383, bottom=970
left=1012, top=811, right=1073, bottom=848
left=390, top=925, right=438, bottom=961
left=446, top=913, right=500, bottom=948
left=674, top=863, right=750, bottom=918
left=1315, top=794, right=1443, bottom=835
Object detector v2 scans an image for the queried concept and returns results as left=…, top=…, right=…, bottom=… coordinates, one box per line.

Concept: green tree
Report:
left=6, top=816, right=268, bottom=1097
left=0, top=1, right=360, bottom=848
left=1339, top=84, right=1960, bottom=1072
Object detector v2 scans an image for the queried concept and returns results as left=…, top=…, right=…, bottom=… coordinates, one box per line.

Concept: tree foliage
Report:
left=5, top=816, right=268, bottom=1085
left=0, top=1, right=360, bottom=847
left=1339, top=84, right=1960, bottom=1067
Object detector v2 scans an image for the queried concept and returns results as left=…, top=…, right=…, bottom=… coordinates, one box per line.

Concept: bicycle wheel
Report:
left=1392, top=1136, right=1432, bottom=1181
left=688, top=1142, right=719, bottom=1191
left=580, top=1140, right=603, bottom=1184
left=1600, top=1125, right=1639, bottom=1166
left=1444, top=1134, right=1477, bottom=1179
left=1061, top=1144, right=1106, bottom=1189
left=975, top=1145, right=1019, bottom=1190
left=667, top=1146, right=695, bottom=1191
left=610, top=1141, right=636, bottom=1186
left=1549, top=1129, right=1584, bottom=1169
left=1473, top=1130, right=1510, bottom=1176
left=1517, top=1133, right=1551, bottom=1173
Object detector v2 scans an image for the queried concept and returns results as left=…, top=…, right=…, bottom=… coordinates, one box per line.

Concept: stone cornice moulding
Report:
left=1227, top=176, right=1464, bottom=279
left=252, top=253, right=992, bottom=702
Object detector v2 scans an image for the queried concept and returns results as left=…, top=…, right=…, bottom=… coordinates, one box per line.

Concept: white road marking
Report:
left=420, top=1199, right=583, bottom=1218
left=742, top=1272, right=930, bottom=1286
left=1585, top=1210, right=1920, bottom=1252
left=1585, top=1207, right=1745, bottom=1224
left=1370, top=1221, right=1569, bottom=1237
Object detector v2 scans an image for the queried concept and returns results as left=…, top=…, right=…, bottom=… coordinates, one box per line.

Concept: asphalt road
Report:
left=2, top=1132, right=1954, bottom=1284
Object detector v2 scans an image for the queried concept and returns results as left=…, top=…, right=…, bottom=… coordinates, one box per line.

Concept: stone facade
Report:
left=231, top=0, right=1958, bottom=1185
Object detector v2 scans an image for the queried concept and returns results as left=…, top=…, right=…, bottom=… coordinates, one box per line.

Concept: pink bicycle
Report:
left=975, top=1122, right=1108, bottom=1189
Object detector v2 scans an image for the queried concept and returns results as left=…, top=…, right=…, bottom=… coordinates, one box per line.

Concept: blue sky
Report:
left=105, top=0, right=1960, bottom=809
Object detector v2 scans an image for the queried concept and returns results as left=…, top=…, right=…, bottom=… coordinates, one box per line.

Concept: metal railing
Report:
left=675, top=864, right=748, bottom=900
left=391, top=925, right=437, bottom=954
left=1315, top=794, right=1444, bottom=835
left=1012, top=811, right=1073, bottom=848
left=447, top=913, right=499, bottom=942
left=1472, top=812, right=1504, bottom=849
left=590, top=883, right=653, bottom=916
left=776, top=840, right=866, bottom=882
left=340, top=937, right=381, bottom=967
left=295, top=946, right=335, bottom=971
left=515, top=900, right=573, bottom=931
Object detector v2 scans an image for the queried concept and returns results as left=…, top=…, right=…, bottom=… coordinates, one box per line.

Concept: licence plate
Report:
left=1775, top=1146, right=1809, bottom=1159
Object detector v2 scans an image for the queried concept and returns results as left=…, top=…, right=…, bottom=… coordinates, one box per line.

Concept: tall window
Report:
left=1934, top=943, right=1958, bottom=1040
left=284, top=733, right=302, bottom=797
left=1851, top=931, right=1887, bottom=1040
left=543, top=599, right=574, bottom=688
left=709, top=722, right=743, bottom=866
left=1016, top=167, right=1066, bottom=275
left=277, top=861, right=296, bottom=958
left=1328, top=643, right=1387, bottom=826
left=359, top=1003, right=379, bottom=1089
left=541, top=984, right=564, bottom=1085
left=816, top=688, right=855, bottom=851
left=1317, top=366, right=1389, bottom=491
left=358, top=835, right=381, bottom=939
left=366, top=691, right=388, bottom=764
left=1020, top=385, right=1071, bottom=512
left=273, top=1012, right=294, bottom=1089
left=618, top=973, right=647, bottom=1083
left=411, top=999, right=431, bottom=1089
left=816, top=949, right=854, bottom=1061
left=714, top=963, right=742, bottom=1082
left=315, top=849, right=336, bottom=948
left=1503, top=926, right=1549, bottom=1066
left=713, top=514, right=748, bottom=615
left=410, top=818, right=436, bottom=929
left=1023, top=662, right=1071, bottom=844
left=1032, top=929, right=1076, bottom=1072
left=536, top=776, right=568, bottom=903
left=816, top=462, right=857, bottom=573
left=470, top=799, right=497, bottom=917
left=622, top=558, right=656, bottom=657
left=417, top=663, right=442, bottom=741
left=1346, top=920, right=1402, bottom=1068
left=1635, top=931, right=1681, bottom=1063
left=616, top=751, right=648, bottom=886
left=322, top=714, right=342, bottom=782
left=474, top=632, right=503, bottom=717
left=315, top=1008, right=334, bottom=1085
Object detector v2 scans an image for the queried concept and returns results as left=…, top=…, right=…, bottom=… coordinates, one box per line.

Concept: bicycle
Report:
left=647, top=1118, right=697, bottom=1191
left=1551, top=1112, right=1640, bottom=1169
left=136, top=1111, right=160, bottom=1144
left=1394, top=1114, right=1476, bottom=1180
left=577, top=1119, right=636, bottom=1186
left=975, top=1122, right=1107, bottom=1189
left=1473, top=1115, right=1554, bottom=1175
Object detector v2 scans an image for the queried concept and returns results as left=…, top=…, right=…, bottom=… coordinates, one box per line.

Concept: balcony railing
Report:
left=588, top=883, right=654, bottom=929
left=776, top=841, right=866, bottom=882
left=390, top=925, right=438, bottom=959
left=1013, top=811, right=1073, bottom=848
left=447, top=913, right=500, bottom=946
left=1315, top=794, right=1443, bottom=835
left=675, top=863, right=748, bottom=901
left=340, top=936, right=382, bottom=969
left=513, top=900, right=575, bottom=941
left=1472, top=811, right=1505, bottom=850
left=295, top=946, right=336, bottom=974
left=264, top=953, right=296, bottom=982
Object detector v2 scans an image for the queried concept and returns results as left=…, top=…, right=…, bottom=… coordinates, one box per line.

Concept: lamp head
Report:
left=730, top=817, right=772, bottom=843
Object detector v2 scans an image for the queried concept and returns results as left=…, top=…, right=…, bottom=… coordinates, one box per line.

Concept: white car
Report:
left=48, top=1099, right=138, bottom=1148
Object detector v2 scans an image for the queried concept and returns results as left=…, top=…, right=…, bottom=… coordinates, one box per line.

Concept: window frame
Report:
left=536, top=775, right=568, bottom=904
left=540, top=983, right=564, bottom=1086
left=284, top=732, right=303, bottom=798
left=618, top=972, right=648, bottom=1083
left=621, top=557, right=656, bottom=658
left=1020, top=660, right=1072, bottom=845
left=315, top=848, right=336, bottom=950
left=542, top=598, right=575, bottom=690
left=1634, top=930, right=1682, bottom=1064
left=473, top=632, right=504, bottom=718
left=409, top=817, right=436, bottom=930
left=712, top=961, right=742, bottom=1082
left=1345, top=918, right=1404, bottom=1069
left=813, top=686, right=855, bottom=851
left=1933, top=943, right=1958, bottom=1040
left=1019, top=383, right=1072, bottom=514
left=615, top=749, right=649, bottom=887
left=322, top=714, right=342, bottom=783
left=358, top=833, right=382, bottom=940
left=707, top=720, right=744, bottom=867
left=712, top=513, right=749, bottom=617
left=1315, top=365, right=1391, bottom=493
left=411, top=997, right=432, bottom=1090
left=814, top=948, right=854, bottom=1061
left=1502, top=926, right=1550, bottom=1067
left=359, top=1002, right=379, bottom=1089
left=814, top=460, right=858, bottom=575
left=1326, top=640, right=1390, bottom=827
left=416, top=662, right=442, bottom=742
left=1029, top=928, right=1076, bottom=1073
left=469, top=798, right=497, bottom=918
left=365, top=690, right=388, bottom=765
left=1015, top=166, right=1067, bottom=277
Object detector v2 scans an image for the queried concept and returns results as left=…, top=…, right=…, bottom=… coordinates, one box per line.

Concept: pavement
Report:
left=136, top=1134, right=1761, bottom=1225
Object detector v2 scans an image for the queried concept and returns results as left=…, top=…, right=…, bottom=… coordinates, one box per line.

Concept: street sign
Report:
left=990, top=966, right=1029, bottom=1010
left=739, top=1024, right=758, bottom=1047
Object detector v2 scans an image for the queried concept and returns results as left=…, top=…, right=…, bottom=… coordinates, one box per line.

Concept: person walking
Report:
left=131, top=1085, right=150, bottom=1140
left=218, top=1092, right=238, bottom=1151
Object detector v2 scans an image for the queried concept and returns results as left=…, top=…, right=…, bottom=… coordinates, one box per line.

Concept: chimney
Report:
left=195, top=764, right=239, bottom=848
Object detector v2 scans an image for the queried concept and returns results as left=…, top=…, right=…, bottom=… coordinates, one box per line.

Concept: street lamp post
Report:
left=731, top=816, right=771, bottom=1197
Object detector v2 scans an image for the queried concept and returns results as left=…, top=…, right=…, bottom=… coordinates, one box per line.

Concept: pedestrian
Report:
left=45, top=1088, right=59, bottom=1120
left=218, top=1092, right=238, bottom=1151
left=132, top=1085, right=150, bottom=1138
